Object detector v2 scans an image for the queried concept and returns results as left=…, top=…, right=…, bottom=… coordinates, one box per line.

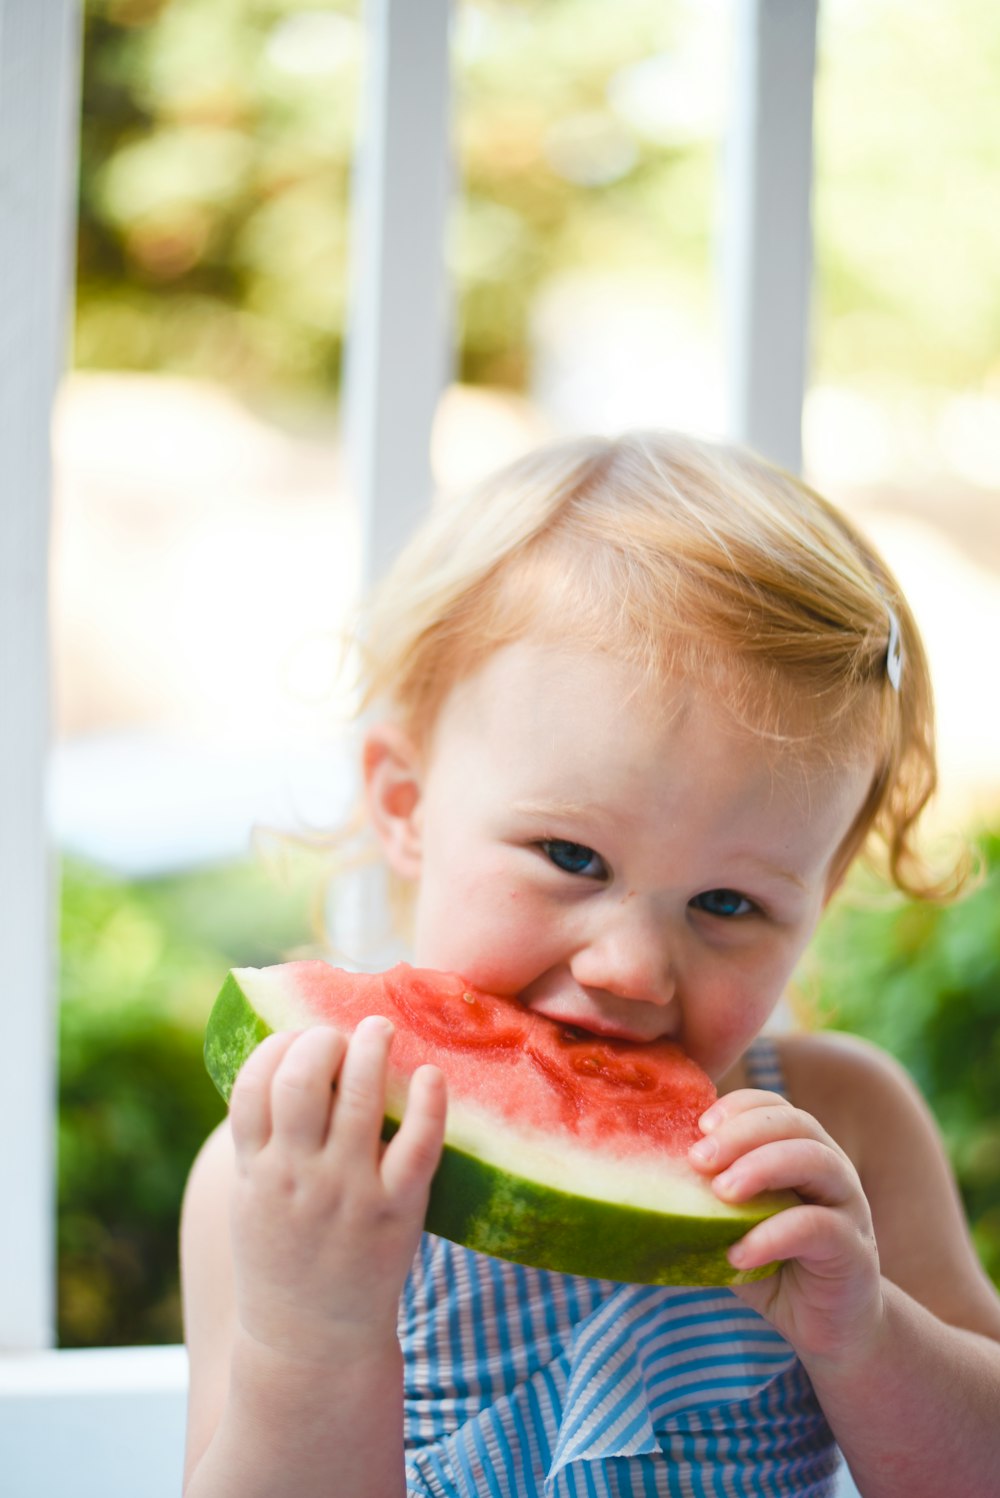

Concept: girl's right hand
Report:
left=227, top=1017, right=446, bottom=1366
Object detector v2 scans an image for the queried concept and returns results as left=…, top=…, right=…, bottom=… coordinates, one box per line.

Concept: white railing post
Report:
left=335, top=0, right=453, bottom=969
left=0, top=0, right=80, bottom=1353
left=344, top=0, right=453, bottom=587
left=723, top=0, right=819, bottom=474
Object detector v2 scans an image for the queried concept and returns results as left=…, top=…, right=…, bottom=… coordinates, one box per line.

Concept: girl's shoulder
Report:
left=776, top=1027, right=954, bottom=1199
left=775, top=1030, right=1000, bottom=1338
left=774, top=1028, right=910, bottom=1166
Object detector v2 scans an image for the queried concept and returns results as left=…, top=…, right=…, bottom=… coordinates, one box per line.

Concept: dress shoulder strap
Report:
left=743, top=1034, right=789, bottom=1096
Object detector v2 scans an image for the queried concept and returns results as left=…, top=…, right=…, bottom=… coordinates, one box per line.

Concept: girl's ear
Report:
left=362, top=722, right=424, bottom=879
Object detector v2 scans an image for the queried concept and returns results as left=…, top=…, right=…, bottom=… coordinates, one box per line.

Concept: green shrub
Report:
left=58, top=854, right=320, bottom=1346
left=803, top=830, right=1000, bottom=1286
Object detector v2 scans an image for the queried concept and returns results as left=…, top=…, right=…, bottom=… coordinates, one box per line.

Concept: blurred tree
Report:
left=814, top=0, right=1000, bottom=391
left=75, top=0, right=718, bottom=392
left=75, top=0, right=1000, bottom=399
left=77, top=0, right=361, bottom=390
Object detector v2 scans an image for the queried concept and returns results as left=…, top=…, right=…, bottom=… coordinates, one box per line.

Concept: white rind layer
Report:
left=431, top=1093, right=744, bottom=1219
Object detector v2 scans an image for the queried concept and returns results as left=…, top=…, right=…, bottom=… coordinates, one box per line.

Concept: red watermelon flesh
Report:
left=205, top=960, right=789, bottom=1286
left=289, top=961, right=716, bottom=1157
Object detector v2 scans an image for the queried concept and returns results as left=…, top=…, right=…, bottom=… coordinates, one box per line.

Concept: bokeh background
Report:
left=55, top=0, right=1000, bottom=1346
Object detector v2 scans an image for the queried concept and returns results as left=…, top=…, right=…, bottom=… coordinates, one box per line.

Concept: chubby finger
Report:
left=327, top=1014, right=395, bottom=1162
left=269, top=1026, right=348, bottom=1153
left=698, top=1088, right=792, bottom=1133
left=728, top=1201, right=878, bottom=1277
left=710, top=1137, right=859, bottom=1212
left=381, top=1065, right=447, bottom=1204
left=689, top=1101, right=838, bottom=1175
left=229, top=1030, right=301, bottom=1157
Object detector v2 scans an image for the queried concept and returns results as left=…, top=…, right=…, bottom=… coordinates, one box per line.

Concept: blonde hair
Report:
left=359, top=430, right=955, bottom=900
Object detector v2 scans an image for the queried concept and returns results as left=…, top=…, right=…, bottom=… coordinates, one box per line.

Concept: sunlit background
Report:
left=54, top=0, right=1000, bottom=1347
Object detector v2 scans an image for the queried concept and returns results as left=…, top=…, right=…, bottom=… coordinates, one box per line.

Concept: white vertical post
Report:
left=723, top=0, right=819, bottom=474
left=0, top=0, right=80, bottom=1350
left=345, top=0, right=453, bottom=586
left=334, top=0, right=453, bottom=967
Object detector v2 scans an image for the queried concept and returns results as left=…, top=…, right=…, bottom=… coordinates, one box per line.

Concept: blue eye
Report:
left=691, top=889, right=754, bottom=919
left=541, top=840, right=606, bottom=879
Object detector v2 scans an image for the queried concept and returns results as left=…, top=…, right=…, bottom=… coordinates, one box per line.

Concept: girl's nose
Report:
left=568, top=899, right=676, bottom=1008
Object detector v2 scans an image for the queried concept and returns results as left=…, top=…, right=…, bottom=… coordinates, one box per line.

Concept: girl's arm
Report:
left=182, top=1130, right=408, bottom=1498
left=799, top=1279, right=1000, bottom=1496
left=690, top=1033, right=1000, bottom=1498
left=180, top=1020, right=446, bottom=1498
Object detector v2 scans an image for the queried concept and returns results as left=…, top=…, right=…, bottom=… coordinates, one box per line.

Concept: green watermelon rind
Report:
left=204, top=971, right=278, bottom=1103
left=418, top=1137, right=777, bottom=1285
left=205, top=970, right=784, bottom=1287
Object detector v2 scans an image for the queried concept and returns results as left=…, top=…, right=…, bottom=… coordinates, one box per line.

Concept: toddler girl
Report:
left=181, top=432, right=1000, bottom=1498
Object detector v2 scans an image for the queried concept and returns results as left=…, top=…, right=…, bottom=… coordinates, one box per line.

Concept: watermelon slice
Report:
left=205, top=961, right=791, bottom=1285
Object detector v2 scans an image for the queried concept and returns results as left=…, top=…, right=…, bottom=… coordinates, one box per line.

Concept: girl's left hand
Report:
left=688, top=1089, right=886, bottom=1368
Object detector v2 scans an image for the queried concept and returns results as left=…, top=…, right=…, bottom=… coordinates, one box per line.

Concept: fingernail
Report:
left=699, top=1105, right=723, bottom=1133
left=359, top=1014, right=393, bottom=1037
left=688, top=1136, right=717, bottom=1164
left=714, top=1167, right=741, bottom=1198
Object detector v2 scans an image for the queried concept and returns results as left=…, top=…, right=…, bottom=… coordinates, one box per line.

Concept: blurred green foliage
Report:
left=58, top=852, right=321, bottom=1347
left=803, top=830, right=1000, bottom=1287
left=77, top=0, right=1000, bottom=397
left=58, top=832, right=1000, bottom=1347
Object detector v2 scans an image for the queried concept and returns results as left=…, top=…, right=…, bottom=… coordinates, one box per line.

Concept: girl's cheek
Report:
left=686, top=983, right=777, bottom=1077
left=415, top=881, right=545, bottom=988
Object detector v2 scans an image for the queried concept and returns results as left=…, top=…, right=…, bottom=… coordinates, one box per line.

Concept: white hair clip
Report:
left=885, top=605, right=903, bottom=691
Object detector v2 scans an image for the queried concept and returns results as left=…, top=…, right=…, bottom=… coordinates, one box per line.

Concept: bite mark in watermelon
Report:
left=205, top=961, right=791, bottom=1285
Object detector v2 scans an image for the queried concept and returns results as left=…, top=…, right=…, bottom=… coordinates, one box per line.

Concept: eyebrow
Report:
left=735, top=855, right=808, bottom=892
left=509, top=797, right=604, bottom=822
left=511, top=802, right=810, bottom=891
left=511, top=808, right=808, bottom=886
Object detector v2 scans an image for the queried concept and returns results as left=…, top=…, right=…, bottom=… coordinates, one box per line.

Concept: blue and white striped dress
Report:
left=399, top=1038, right=841, bottom=1498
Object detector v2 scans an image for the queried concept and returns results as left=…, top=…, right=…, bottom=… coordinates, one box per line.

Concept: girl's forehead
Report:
left=435, top=637, right=836, bottom=751
left=433, top=638, right=678, bottom=741
left=432, top=638, right=868, bottom=791
left=440, top=635, right=677, bottom=708
left=424, top=639, right=874, bottom=879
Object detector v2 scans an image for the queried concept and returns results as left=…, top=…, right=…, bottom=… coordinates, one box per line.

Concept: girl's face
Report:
left=365, top=640, right=873, bottom=1084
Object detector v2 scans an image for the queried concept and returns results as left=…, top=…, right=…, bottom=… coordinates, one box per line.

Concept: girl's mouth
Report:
left=519, top=972, right=677, bottom=1045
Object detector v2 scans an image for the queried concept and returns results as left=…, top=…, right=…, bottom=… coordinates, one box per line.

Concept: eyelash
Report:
left=539, top=839, right=607, bottom=879
left=538, top=843, right=757, bottom=919
left=689, top=889, right=756, bottom=920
